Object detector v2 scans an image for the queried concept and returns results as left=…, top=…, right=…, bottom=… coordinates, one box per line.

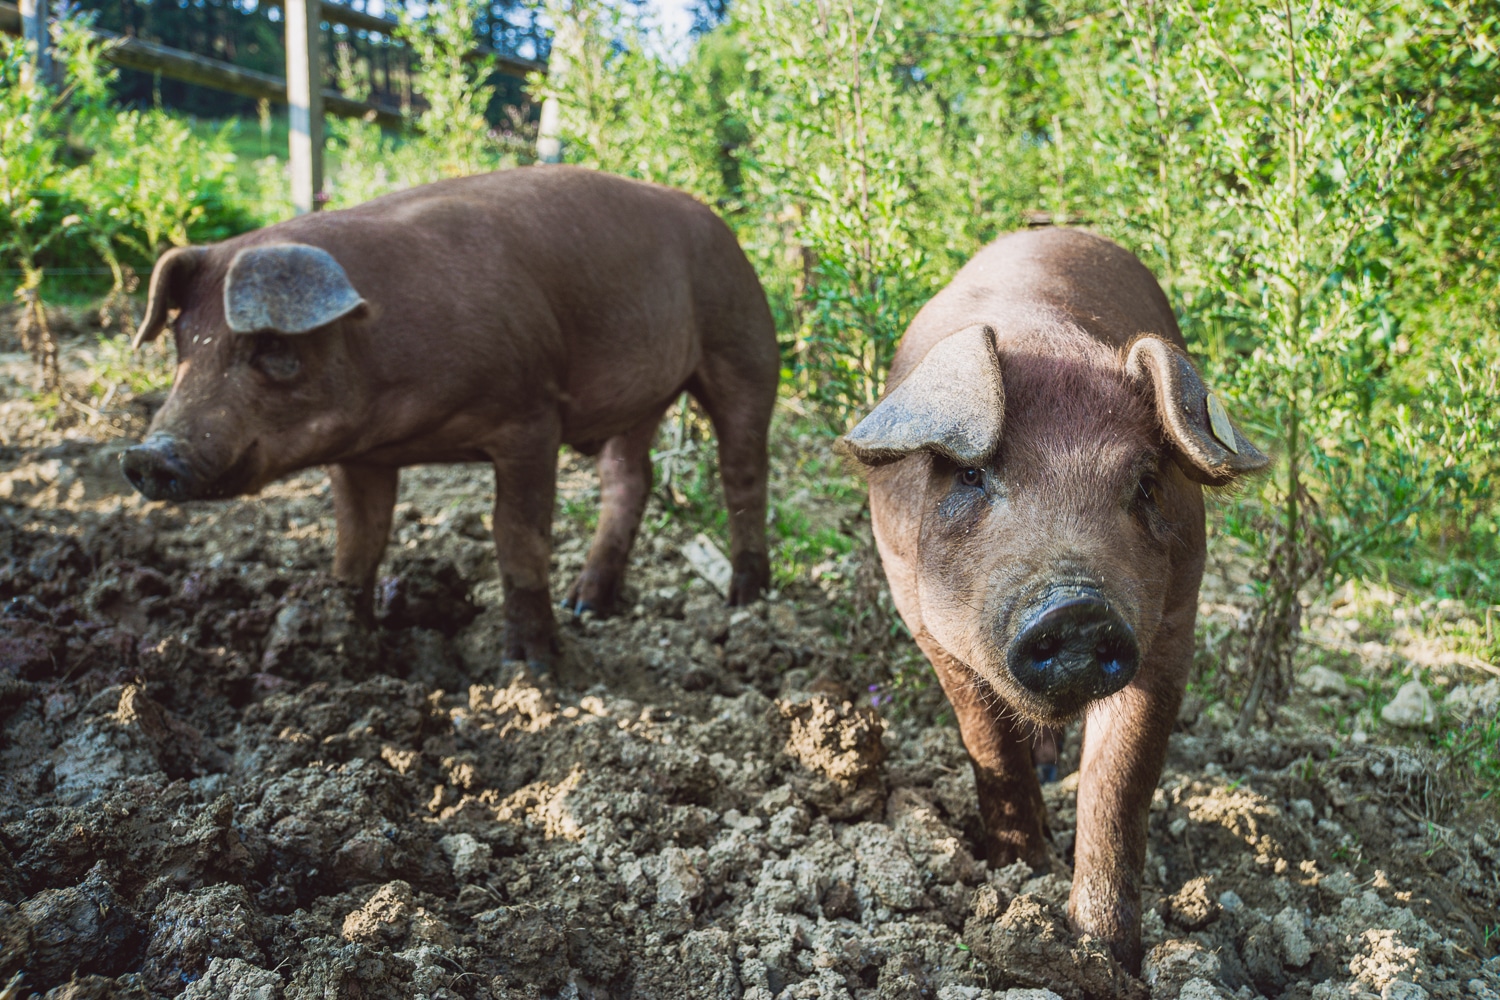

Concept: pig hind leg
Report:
left=687, top=363, right=773, bottom=605
left=330, top=462, right=400, bottom=621
left=564, top=402, right=671, bottom=617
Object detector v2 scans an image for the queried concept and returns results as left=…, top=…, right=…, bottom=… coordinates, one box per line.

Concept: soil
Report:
left=1, top=339, right=1498, bottom=1000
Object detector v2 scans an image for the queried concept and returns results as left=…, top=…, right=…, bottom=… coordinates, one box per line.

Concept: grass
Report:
left=770, top=501, right=854, bottom=590
left=83, top=332, right=175, bottom=400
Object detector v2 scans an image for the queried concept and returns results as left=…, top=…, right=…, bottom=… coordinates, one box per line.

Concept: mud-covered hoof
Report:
left=563, top=573, right=620, bottom=618
left=727, top=551, right=770, bottom=606
left=561, top=598, right=601, bottom=618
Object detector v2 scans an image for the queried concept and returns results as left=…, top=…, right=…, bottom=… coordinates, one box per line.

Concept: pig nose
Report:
left=121, top=435, right=196, bottom=501
left=1008, top=592, right=1139, bottom=703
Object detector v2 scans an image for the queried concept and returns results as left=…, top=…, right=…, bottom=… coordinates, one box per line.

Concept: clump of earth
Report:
left=1, top=344, right=1498, bottom=1000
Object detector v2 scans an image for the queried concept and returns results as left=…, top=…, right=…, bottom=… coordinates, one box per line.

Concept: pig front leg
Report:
left=489, top=429, right=561, bottom=670
left=919, top=633, right=1051, bottom=870
left=1069, top=641, right=1190, bottom=973
left=330, top=463, right=400, bottom=621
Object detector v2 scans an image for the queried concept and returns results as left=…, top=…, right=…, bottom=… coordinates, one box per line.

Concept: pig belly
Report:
left=559, top=328, right=699, bottom=445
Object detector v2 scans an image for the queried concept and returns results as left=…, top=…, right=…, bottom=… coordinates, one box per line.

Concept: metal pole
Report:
left=19, top=0, right=48, bottom=88
left=285, top=0, right=324, bottom=213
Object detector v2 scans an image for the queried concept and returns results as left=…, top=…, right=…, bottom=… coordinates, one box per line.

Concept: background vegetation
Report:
left=3, top=0, right=1497, bottom=785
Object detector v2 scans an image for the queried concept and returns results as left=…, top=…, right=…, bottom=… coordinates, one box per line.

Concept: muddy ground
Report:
left=1, top=336, right=1498, bottom=1000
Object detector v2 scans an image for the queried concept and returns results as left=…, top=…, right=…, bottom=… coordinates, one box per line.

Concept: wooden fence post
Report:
left=535, top=14, right=577, bottom=165
left=285, top=0, right=324, bottom=213
left=19, top=0, right=49, bottom=88
left=537, top=96, right=561, bottom=163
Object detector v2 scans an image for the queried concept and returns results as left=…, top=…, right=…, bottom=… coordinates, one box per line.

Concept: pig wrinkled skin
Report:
left=842, top=228, right=1268, bottom=971
left=122, top=165, right=778, bottom=667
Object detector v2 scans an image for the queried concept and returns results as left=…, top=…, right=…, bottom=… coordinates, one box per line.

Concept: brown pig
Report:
left=841, top=228, right=1267, bottom=971
left=122, top=165, right=778, bottom=666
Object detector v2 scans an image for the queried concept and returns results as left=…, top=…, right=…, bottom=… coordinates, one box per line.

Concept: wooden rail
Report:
left=2, top=0, right=554, bottom=210
left=1, top=1, right=409, bottom=124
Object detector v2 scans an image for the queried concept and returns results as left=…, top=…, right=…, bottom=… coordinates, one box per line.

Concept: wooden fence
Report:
left=1, top=0, right=552, bottom=214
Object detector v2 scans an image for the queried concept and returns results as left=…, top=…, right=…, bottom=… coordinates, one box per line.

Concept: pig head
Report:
left=843, top=228, right=1267, bottom=971
left=122, top=243, right=374, bottom=501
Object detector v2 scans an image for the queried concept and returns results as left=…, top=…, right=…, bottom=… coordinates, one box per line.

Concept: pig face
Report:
left=844, top=325, right=1267, bottom=726
left=121, top=243, right=370, bottom=501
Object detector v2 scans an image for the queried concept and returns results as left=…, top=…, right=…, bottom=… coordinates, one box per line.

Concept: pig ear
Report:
left=223, top=243, right=367, bottom=335
left=840, top=324, right=1004, bottom=467
left=1125, top=336, right=1270, bottom=485
left=132, top=246, right=208, bottom=350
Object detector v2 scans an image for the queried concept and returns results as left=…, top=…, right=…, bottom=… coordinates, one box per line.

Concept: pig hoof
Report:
left=562, top=598, right=602, bottom=618
left=562, top=573, right=621, bottom=618
left=727, top=552, right=770, bottom=606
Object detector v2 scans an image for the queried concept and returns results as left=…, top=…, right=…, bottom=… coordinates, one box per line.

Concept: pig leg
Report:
left=563, top=403, right=670, bottom=617
left=919, top=633, right=1051, bottom=869
left=689, top=375, right=772, bottom=605
left=488, top=428, right=561, bottom=669
left=329, top=462, right=400, bottom=620
left=1031, top=725, right=1062, bottom=784
left=1069, top=646, right=1190, bottom=973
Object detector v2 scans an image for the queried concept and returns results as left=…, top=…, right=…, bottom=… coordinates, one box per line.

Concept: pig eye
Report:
left=959, top=468, right=984, bottom=489
left=250, top=332, right=302, bottom=382
left=1137, top=474, right=1160, bottom=505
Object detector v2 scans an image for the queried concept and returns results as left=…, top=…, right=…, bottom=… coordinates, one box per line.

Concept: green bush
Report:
left=1, top=14, right=257, bottom=352
left=536, top=0, right=1500, bottom=726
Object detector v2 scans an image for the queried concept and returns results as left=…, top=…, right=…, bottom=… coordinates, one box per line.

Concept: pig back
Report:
left=233, top=166, right=762, bottom=447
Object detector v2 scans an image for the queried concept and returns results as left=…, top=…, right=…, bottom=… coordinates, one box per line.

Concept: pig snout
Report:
left=1007, top=586, right=1139, bottom=708
left=121, top=435, right=198, bottom=502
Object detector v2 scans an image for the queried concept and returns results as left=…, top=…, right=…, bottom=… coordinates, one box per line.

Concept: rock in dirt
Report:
left=1381, top=680, right=1438, bottom=729
left=680, top=533, right=733, bottom=596
left=1175, top=979, right=1234, bottom=1000
left=963, top=887, right=1148, bottom=1000
left=1142, top=939, right=1224, bottom=1000
left=1443, top=679, right=1500, bottom=722
left=887, top=787, right=981, bottom=886
left=1271, top=905, right=1312, bottom=967
left=437, top=832, right=493, bottom=881
left=181, top=956, right=285, bottom=999
left=143, top=884, right=265, bottom=992
left=839, top=822, right=928, bottom=912
left=5, top=862, right=138, bottom=991
left=1299, top=664, right=1352, bottom=697
left=37, top=974, right=152, bottom=1000
left=1380, top=982, right=1430, bottom=1000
